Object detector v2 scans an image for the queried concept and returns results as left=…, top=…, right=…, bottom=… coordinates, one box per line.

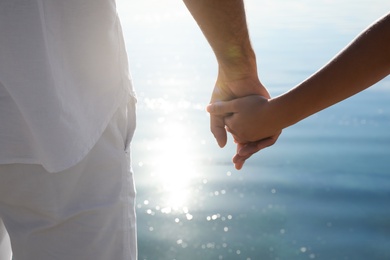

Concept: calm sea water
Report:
left=118, top=1, right=390, bottom=259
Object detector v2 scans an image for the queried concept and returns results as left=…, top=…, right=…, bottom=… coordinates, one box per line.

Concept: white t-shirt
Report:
left=0, top=0, right=135, bottom=173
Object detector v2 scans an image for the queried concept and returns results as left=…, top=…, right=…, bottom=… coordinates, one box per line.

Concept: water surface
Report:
left=118, top=1, right=390, bottom=259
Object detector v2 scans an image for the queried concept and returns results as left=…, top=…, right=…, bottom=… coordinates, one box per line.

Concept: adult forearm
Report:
left=184, top=0, right=268, bottom=148
left=182, top=0, right=257, bottom=79
left=275, top=13, right=390, bottom=128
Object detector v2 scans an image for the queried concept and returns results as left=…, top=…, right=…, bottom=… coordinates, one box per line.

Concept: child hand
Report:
left=207, top=95, right=281, bottom=143
left=207, top=95, right=282, bottom=169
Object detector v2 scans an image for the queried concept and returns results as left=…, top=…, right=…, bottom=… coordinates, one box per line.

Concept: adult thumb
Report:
left=206, top=100, right=234, bottom=115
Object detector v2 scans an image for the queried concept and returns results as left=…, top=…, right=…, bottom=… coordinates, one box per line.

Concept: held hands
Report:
left=206, top=47, right=281, bottom=169
left=208, top=94, right=282, bottom=169
left=209, top=75, right=271, bottom=148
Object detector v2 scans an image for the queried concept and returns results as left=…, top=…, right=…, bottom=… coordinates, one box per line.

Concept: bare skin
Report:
left=208, top=12, right=390, bottom=169
left=183, top=0, right=278, bottom=168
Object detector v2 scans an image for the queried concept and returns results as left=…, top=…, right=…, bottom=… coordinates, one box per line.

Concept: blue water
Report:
left=118, top=1, right=390, bottom=259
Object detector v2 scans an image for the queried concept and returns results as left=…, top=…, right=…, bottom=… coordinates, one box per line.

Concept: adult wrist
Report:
left=216, top=45, right=258, bottom=81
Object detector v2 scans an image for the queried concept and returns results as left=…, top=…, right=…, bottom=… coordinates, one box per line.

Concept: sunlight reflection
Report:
left=150, top=120, right=199, bottom=213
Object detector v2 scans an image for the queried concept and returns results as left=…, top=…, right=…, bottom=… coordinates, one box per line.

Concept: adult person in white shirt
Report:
left=0, top=0, right=269, bottom=259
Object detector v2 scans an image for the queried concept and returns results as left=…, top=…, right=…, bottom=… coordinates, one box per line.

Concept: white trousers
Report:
left=0, top=97, right=137, bottom=260
left=0, top=219, right=11, bottom=260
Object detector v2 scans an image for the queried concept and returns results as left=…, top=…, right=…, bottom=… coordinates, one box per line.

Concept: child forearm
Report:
left=275, top=13, right=390, bottom=128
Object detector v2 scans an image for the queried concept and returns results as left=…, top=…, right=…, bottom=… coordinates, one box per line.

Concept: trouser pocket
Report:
left=124, top=95, right=137, bottom=153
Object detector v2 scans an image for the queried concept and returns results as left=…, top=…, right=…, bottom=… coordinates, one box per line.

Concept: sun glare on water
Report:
left=137, top=94, right=206, bottom=218
left=151, top=121, right=198, bottom=211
